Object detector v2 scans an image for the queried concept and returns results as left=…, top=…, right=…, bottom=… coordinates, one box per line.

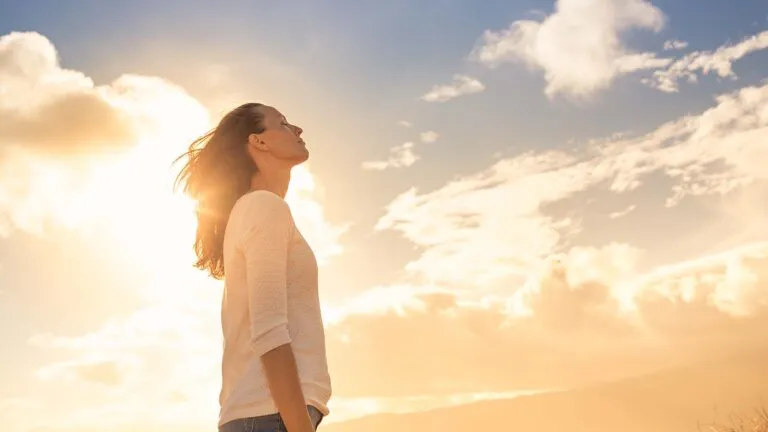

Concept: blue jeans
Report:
left=219, top=405, right=324, bottom=432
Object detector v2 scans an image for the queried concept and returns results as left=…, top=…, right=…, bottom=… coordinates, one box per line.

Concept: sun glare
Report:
left=20, top=87, right=214, bottom=278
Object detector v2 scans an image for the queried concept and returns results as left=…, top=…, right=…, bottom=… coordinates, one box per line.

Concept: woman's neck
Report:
left=250, top=168, right=291, bottom=198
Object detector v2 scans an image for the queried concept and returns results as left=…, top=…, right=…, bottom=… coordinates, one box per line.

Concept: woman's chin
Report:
left=292, top=149, right=310, bottom=165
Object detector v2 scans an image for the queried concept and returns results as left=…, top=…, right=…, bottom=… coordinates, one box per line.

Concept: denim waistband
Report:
left=219, top=405, right=324, bottom=432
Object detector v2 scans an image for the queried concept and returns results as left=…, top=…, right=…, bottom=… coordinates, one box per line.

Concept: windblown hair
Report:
left=173, top=102, right=266, bottom=279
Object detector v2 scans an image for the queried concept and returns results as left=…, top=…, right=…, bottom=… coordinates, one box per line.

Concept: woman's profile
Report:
left=174, top=103, right=331, bottom=432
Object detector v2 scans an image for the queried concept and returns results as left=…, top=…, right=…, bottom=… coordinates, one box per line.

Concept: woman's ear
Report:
left=247, top=133, right=268, bottom=151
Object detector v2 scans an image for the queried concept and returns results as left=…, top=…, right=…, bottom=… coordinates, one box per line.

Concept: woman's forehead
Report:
left=261, top=105, right=284, bottom=120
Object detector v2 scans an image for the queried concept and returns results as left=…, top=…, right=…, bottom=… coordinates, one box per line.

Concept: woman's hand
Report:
left=261, top=343, right=315, bottom=432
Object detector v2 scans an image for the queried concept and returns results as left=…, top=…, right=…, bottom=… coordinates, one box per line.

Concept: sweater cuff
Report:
left=251, top=325, right=292, bottom=358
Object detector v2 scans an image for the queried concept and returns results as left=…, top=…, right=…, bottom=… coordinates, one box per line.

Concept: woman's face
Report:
left=252, top=105, right=308, bottom=165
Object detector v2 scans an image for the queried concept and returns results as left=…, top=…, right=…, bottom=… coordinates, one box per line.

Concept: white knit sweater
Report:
left=218, top=190, right=331, bottom=426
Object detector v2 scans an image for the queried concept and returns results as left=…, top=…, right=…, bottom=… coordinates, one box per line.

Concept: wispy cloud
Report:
left=469, top=0, right=670, bottom=99
left=663, top=39, right=689, bottom=51
left=286, top=166, right=350, bottom=265
left=645, top=30, right=768, bottom=92
left=362, top=129, right=440, bottom=170
left=35, top=358, right=136, bottom=387
left=25, top=271, right=224, bottom=429
left=419, top=131, right=439, bottom=144
left=362, top=142, right=419, bottom=171
left=421, top=75, right=485, bottom=102
left=376, top=81, right=768, bottom=288
left=0, top=398, right=41, bottom=432
left=608, top=204, right=636, bottom=219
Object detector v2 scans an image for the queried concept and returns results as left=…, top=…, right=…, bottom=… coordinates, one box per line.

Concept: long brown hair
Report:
left=173, top=102, right=266, bottom=279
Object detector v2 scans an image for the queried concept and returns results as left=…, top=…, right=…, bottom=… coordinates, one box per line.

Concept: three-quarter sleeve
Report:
left=238, top=192, right=295, bottom=358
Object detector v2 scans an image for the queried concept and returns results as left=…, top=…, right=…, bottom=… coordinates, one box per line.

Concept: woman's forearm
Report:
left=261, top=343, right=314, bottom=432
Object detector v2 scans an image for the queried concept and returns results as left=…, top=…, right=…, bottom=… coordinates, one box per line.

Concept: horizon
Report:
left=1, top=1, right=768, bottom=431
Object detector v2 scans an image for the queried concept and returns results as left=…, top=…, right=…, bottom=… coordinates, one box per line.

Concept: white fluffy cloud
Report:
left=470, top=0, right=670, bottom=98
left=420, top=74, right=485, bottom=102
left=0, top=31, right=210, bottom=238
left=0, top=31, right=348, bottom=266
left=646, top=30, right=768, bottom=92
left=468, top=1, right=767, bottom=99
left=0, top=32, right=204, bottom=152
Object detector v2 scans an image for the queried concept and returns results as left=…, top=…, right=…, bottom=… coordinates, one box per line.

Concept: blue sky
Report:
left=2, top=0, right=766, bottom=200
left=1, top=1, right=768, bottom=430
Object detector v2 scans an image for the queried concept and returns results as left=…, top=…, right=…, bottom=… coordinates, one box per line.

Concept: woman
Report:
left=174, top=103, right=331, bottom=432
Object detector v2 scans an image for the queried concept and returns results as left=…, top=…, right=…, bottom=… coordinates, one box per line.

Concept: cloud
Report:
left=23, top=264, right=228, bottom=430
left=0, top=32, right=138, bottom=152
left=469, top=0, right=670, bottom=98
left=324, top=242, right=768, bottom=397
left=361, top=130, right=440, bottom=171
left=375, top=150, right=588, bottom=288
left=663, top=39, right=689, bottom=51
left=420, top=75, right=485, bottom=102
left=419, top=131, right=439, bottom=144
left=362, top=142, right=419, bottom=171
left=286, top=165, right=350, bottom=265
left=35, top=358, right=135, bottom=387
left=0, top=31, right=210, bottom=237
left=376, top=81, right=768, bottom=289
left=0, top=31, right=348, bottom=268
left=0, top=398, right=42, bottom=432
left=645, top=30, right=768, bottom=92
left=608, top=204, right=636, bottom=219
left=397, top=120, right=413, bottom=128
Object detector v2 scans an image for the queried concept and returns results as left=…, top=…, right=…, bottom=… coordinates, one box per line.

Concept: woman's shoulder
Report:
left=232, top=190, right=293, bottom=227
left=239, top=189, right=287, bottom=207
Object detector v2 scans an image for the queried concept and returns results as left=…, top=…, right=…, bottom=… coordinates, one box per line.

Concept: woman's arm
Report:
left=239, top=192, right=313, bottom=431
left=262, top=344, right=314, bottom=432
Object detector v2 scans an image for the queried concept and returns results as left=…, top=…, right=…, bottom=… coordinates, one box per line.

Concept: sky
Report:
left=1, top=0, right=768, bottom=430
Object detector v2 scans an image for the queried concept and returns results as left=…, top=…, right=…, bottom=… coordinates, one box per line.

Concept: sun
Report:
left=28, top=88, right=214, bottom=276
left=46, top=148, right=194, bottom=274
left=81, top=86, right=212, bottom=273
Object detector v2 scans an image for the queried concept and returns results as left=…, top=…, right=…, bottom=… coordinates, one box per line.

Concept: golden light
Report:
left=6, top=77, right=214, bottom=278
